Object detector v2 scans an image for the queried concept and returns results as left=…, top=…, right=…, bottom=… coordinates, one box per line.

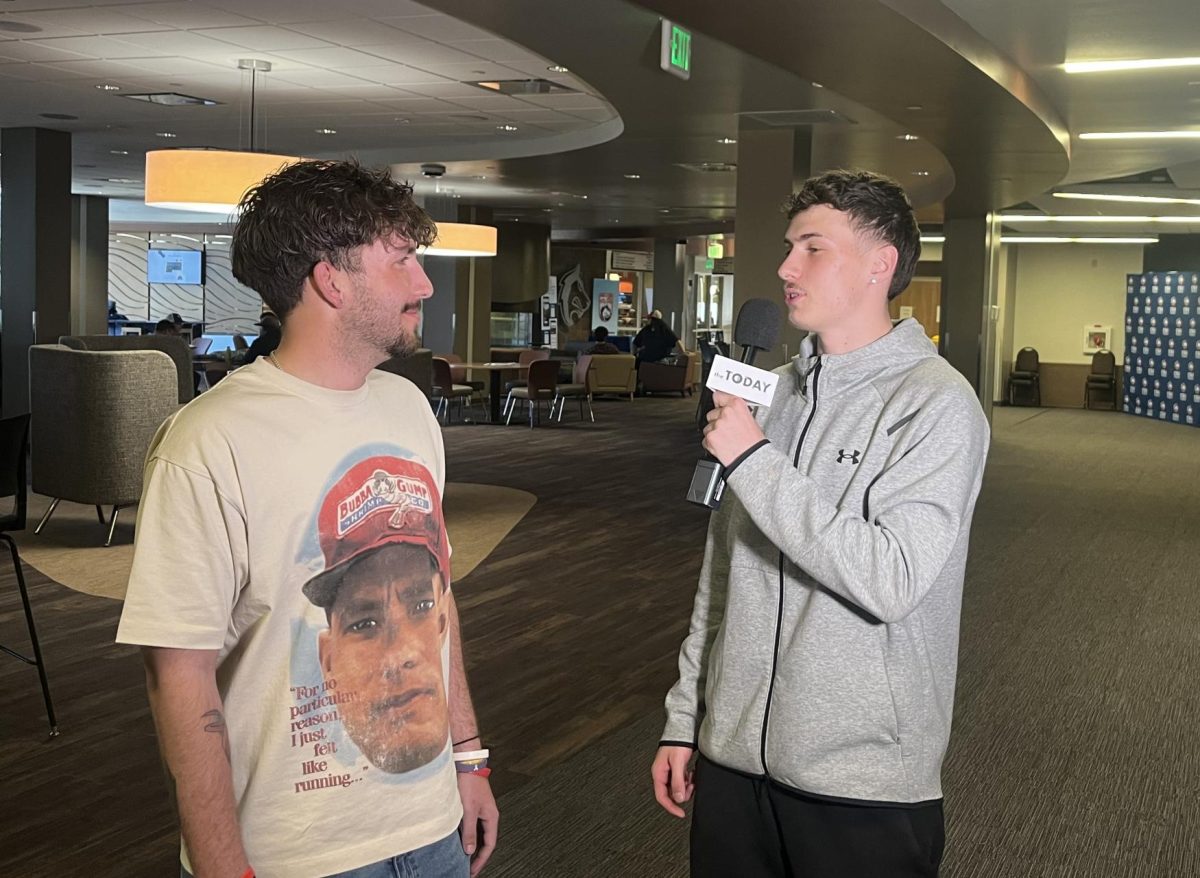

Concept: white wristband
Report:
left=453, top=748, right=489, bottom=761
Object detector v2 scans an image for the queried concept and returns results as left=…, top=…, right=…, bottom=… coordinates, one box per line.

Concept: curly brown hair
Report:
left=231, top=160, right=437, bottom=319
left=784, top=170, right=921, bottom=300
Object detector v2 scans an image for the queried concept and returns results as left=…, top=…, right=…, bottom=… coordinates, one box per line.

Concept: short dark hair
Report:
left=231, top=160, right=437, bottom=320
left=154, top=319, right=178, bottom=334
left=593, top=326, right=609, bottom=340
left=784, top=170, right=921, bottom=299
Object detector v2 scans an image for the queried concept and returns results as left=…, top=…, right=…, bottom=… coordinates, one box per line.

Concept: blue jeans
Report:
left=182, top=830, right=469, bottom=878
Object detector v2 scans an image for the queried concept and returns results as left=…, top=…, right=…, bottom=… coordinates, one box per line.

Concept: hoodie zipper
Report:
left=759, top=359, right=821, bottom=776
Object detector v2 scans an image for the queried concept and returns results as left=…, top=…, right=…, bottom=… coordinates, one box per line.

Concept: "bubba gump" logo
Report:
left=336, top=469, right=432, bottom=537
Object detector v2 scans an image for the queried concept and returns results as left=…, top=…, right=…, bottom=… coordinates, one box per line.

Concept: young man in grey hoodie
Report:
left=652, top=170, right=990, bottom=877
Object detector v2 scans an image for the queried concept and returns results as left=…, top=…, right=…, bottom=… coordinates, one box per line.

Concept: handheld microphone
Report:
left=687, top=299, right=782, bottom=509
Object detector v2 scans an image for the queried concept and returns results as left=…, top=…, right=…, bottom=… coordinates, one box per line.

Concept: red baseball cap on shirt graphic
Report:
left=302, top=456, right=450, bottom=608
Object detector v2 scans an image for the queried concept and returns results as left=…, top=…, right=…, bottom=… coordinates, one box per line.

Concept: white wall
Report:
left=1009, top=244, right=1144, bottom=364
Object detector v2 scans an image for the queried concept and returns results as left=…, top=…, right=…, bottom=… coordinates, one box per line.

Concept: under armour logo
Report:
left=836, top=449, right=861, bottom=465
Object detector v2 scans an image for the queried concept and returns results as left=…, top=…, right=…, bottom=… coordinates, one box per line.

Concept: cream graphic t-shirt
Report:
left=117, top=359, right=461, bottom=878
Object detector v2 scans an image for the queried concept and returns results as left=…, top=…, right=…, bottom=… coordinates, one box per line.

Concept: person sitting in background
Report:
left=154, top=319, right=180, bottom=336
left=586, top=325, right=621, bottom=355
left=244, top=313, right=282, bottom=364
left=633, top=309, right=683, bottom=368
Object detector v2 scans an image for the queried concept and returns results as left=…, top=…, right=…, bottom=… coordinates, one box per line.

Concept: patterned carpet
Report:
left=484, top=407, right=1200, bottom=877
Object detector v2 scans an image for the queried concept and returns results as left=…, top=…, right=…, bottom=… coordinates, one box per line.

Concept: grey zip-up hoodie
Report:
left=662, top=319, right=990, bottom=803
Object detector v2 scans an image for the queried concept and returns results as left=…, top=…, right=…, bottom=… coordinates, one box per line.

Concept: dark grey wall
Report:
left=1143, top=235, right=1200, bottom=272
left=2, top=127, right=72, bottom=416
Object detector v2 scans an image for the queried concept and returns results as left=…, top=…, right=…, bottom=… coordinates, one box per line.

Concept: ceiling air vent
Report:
left=675, top=161, right=737, bottom=173
left=123, top=93, right=221, bottom=107
left=739, top=109, right=856, bottom=126
left=467, top=79, right=576, bottom=96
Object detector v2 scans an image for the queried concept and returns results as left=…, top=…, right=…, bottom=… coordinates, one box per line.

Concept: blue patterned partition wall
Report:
left=1123, top=272, right=1200, bottom=426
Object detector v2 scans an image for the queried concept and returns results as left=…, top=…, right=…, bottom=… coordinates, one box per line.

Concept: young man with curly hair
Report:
left=118, top=161, right=497, bottom=878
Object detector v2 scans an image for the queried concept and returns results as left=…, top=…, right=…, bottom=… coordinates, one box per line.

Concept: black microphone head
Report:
left=733, top=298, right=782, bottom=351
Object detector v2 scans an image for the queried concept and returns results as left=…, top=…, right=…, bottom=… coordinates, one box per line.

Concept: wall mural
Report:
left=557, top=264, right=590, bottom=328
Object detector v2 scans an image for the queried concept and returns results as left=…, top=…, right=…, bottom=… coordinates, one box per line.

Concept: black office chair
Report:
left=1008, top=347, right=1041, bottom=406
left=0, top=414, right=59, bottom=737
left=1084, top=349, right=1117, bottom=410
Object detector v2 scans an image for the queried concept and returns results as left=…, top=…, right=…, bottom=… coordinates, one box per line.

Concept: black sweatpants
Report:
left=690, top=755, right=944, bottom=878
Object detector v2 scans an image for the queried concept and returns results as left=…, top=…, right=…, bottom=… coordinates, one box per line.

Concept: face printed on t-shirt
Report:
left=317, top=543, right=449, bottom=774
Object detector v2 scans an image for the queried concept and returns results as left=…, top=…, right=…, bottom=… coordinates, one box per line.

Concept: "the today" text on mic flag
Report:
left=706, top=354, right=780, bottom=407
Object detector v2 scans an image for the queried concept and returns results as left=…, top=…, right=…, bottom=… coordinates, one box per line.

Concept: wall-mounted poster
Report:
left=592, top=278, right=619, bottom=334
left=1084, top=324, right=1112, bottom=354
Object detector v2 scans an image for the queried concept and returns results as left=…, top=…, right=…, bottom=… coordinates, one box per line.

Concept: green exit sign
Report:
left=660, top=20, right=692, bottom=81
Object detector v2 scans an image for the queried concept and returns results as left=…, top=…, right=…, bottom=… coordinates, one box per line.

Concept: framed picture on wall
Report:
left=1083, top=324, right=1112, bottom=354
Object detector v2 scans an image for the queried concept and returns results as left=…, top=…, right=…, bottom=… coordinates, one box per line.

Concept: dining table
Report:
left=460, top=362, right=527, bottom=423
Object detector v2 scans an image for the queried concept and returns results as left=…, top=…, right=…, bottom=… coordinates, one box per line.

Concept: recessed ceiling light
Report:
left=1079, top=130, right=1200, bottom=140
left=906, top=104, right=923, bottom=111
left=624, top=173, right=641, bottom=179
left=96, top=84, right=120, bottom=92
left=811, top=81, right=825, bottom=88
left=896, top=134, right=919, bottom=141
left=475, top=175, right=488, bottom=180
left=110, top=149, right=130, bottom=155
left=1063, top=56, right=1200, bottom=74
left=1052, top=191, right=1200, bottom=207
left=912, top=170, right=930, bottom=176
left=315, top=128, right=337, bottom=135
left=660, top=208, right=670, bottom=213
left=548, top=65, right=569, bottom=73
left=496, top=124, right=518, bottom=132
left=155, top=132, right=177, bottom=138
left=716, top=137, right=737, bottom=145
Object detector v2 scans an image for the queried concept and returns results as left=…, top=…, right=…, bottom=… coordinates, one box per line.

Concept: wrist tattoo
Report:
left=202, top=709, right=231, bottom=763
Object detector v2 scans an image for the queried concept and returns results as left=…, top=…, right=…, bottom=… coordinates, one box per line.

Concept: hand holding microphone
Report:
left=703, top=391, right=765, bottom=465
left=687, top=299, right=782, bottom=509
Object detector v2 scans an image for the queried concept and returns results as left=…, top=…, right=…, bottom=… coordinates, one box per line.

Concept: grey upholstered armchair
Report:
left=59, top=334, right=194, bottom=404
left=29, top=345, right=180, bottom=546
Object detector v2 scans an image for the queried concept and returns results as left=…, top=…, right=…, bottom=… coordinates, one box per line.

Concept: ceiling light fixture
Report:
left=1063, top=56, right=1200, bottom=74
left=155, top=132, right=177, bottom=138
left=716, top=137, right=737, bottom=144
left=145, top=59, right=303, bottom=214
left=496, top=124, right=519, bottom=132
left=623, top=173, right=641, bottom=179
left=812, top=81, right=825, bottom=88
left=96, top=83, right=120, bottom=91
left=1002, top=236, right=1159, bottom=244
left=547, top=65, right=569, bottom=73
left=421, top=222, right=498, bottom=258
left=1001, top=214, right=1200, bottom=224
left=1079, top=130, right=1200, bottom=140
left=912, top=170, right=930, bottom=176
left=896, top=134, right=919, bottom=141
left=1052, top=192, right=1200, bottom=207
left=110, top=149, right=129, bottom=155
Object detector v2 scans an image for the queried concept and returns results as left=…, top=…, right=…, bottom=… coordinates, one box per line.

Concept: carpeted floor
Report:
left=482, top=406, right=1200, bottom=877
left=13, top=483, right=536, bottom=600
